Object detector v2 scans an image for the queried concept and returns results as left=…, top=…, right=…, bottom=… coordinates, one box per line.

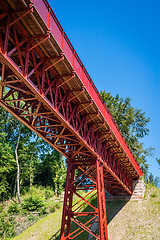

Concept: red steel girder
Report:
left=0, top=54, right=134, bottom=195
left=60, top=159, right=108, bottom=240
left=0, top=1, right=143, bottom=239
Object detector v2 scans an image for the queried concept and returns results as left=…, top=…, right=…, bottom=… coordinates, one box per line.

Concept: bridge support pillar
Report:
left=60, top=159, right=108, bottom=240
left=96, top=160, right=108, bottom=240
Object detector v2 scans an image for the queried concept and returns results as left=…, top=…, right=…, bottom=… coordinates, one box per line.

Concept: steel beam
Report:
left=60, top=159, right=108, bottom=239
left=0, top=1, right=143, bottom=239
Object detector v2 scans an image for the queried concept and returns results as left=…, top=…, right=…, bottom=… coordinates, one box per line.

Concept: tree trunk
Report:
left=15, top=123, right=21, bottom=203
left=13, top=177, right=17, bottom=197
left=55, top=173, right=58, bottom=196
left=29, top=152, right=34, bottom=195
left=30, top=135, right=39, bottom=194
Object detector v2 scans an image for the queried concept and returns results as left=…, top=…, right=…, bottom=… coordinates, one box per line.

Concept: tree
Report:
left=155, top=176, right=160, bottom=188
left=34, top=148, right=66, bottom=195
left=156, top=158, right=160, bottom=168
left=148, top=173, right=154, bottom=184
left=0, top=106, right=40, bottom=200
left=53, top=155, right=66, bottom=196
left=28, top=135, right=39, bottom=194
left=100, top=91, right=152, bottom=176
left=0, top=105, right=67, bottom=200
left=0, top=107, right=16, bottom=201
left=15, top=123, right=22, bottom=203
left=0, top=140, right=16, bottom=201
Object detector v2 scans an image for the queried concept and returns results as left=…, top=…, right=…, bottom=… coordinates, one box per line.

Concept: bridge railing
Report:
left=31, top=0, right=142, bottom=176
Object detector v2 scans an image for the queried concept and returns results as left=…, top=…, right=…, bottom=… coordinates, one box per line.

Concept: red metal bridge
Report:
left=0, top=0, right=143, bottom=239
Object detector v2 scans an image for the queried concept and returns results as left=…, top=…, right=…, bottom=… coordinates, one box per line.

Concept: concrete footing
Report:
left=105, top=180, right=146, bottom=201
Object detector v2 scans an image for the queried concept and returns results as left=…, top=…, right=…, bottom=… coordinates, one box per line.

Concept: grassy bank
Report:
left=107, top=184, right=160, bottom=240
left=2, top=184, right=160, bottom=240
left=0, top=186, right=63, bottom=239
left=12, top=208, right=62, bottom=240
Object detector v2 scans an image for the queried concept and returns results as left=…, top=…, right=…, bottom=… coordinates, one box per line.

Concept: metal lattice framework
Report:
left=0, top=0, right=143, bottom=239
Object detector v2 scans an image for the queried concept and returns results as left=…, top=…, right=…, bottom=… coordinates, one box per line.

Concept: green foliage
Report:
left=148, top=173, right=154, bottom=185
left=150, top=193, right=157, bottom=198
left=0, top=106, right=40, bottom=201
left=100, top=91, right=150, bottom=138
left=20, top=208, right=28, bottom=216
left=0, top=141, right=16, bottom=201
left=0, top=210, right=15, bottom=238
left=48, top=202, right=61, bottom=213
left=34, top=149, right=66, bottom=195
left=20, top=186, right=29, bottom=196
left=0, top=185, right=64, bottom=239
left=29, top=186, right=46, bottom=198
left=50, top=206, right=56, bottom=213
left=155, top=176, right=160, bottom=188
left=39, top=206, right=48, bottom=216
left=27, top=214, right=38, bottom=222
left=0, top=205, right=3, bottom=212
left=22, top=195, right=44, bottom=211
left=8, top=202, right=20, bottom=214
left=100, top=91, right=153, bottom=176
left=54, top=202, right=61, bottom=210
left=45, top=189, right=54, bottom=199
left=0, top=105, right=66, bottom=202
left=156, top=158, right=160, bottom=168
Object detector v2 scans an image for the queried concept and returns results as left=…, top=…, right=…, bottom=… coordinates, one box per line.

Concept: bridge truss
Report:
left=0, top=0, right=143, bottom=239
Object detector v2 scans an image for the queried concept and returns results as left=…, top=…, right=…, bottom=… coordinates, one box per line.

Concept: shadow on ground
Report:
left=49, top=229, right=60, bottom=240
left=49, top=196, right=129, bottom=240
left=106, top=200, right=129, bottom=224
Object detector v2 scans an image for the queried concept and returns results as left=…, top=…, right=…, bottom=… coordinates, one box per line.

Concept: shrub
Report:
left=20, top=208, right=28, bottom=216
left=22, top=195, right=44, bottom=211
left=45, top=189, right=54, bottom=199
left=150, top=193, right=157, bottom=198
left=50, top=206, right=56, bottom=213
left=21, top=186, right=29, bottom=195
left=0, top=205, right=3, bottom=212
left=9, top=215, right=16, bottom=224
left=8, top=202, right=20, bottom=214
left=54, top=202, right=61, bottom=210
left=0, top=211, right=15, bottom=238
left=39, top=206, right=48, bottom=216
left=31, top=186, right=43, bottom=196
left=27, top=214, right=38, bottom=222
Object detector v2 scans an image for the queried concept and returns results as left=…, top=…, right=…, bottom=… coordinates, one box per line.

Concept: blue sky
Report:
left=48, top=0, right=160, bottom=179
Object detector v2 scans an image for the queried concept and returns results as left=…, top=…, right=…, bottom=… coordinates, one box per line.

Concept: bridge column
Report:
left=96, top=160, right=108, bottom=240
left=60, top=159, right=108, bottom=240
left=60, top=160, right=75, bottom=240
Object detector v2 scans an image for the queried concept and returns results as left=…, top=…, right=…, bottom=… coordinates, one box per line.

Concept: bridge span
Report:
left=0, top=0, right=143, bottom=239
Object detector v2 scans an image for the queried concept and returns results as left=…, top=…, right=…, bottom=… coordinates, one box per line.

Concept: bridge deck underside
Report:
left=0, top=0, right=142, bottom=198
